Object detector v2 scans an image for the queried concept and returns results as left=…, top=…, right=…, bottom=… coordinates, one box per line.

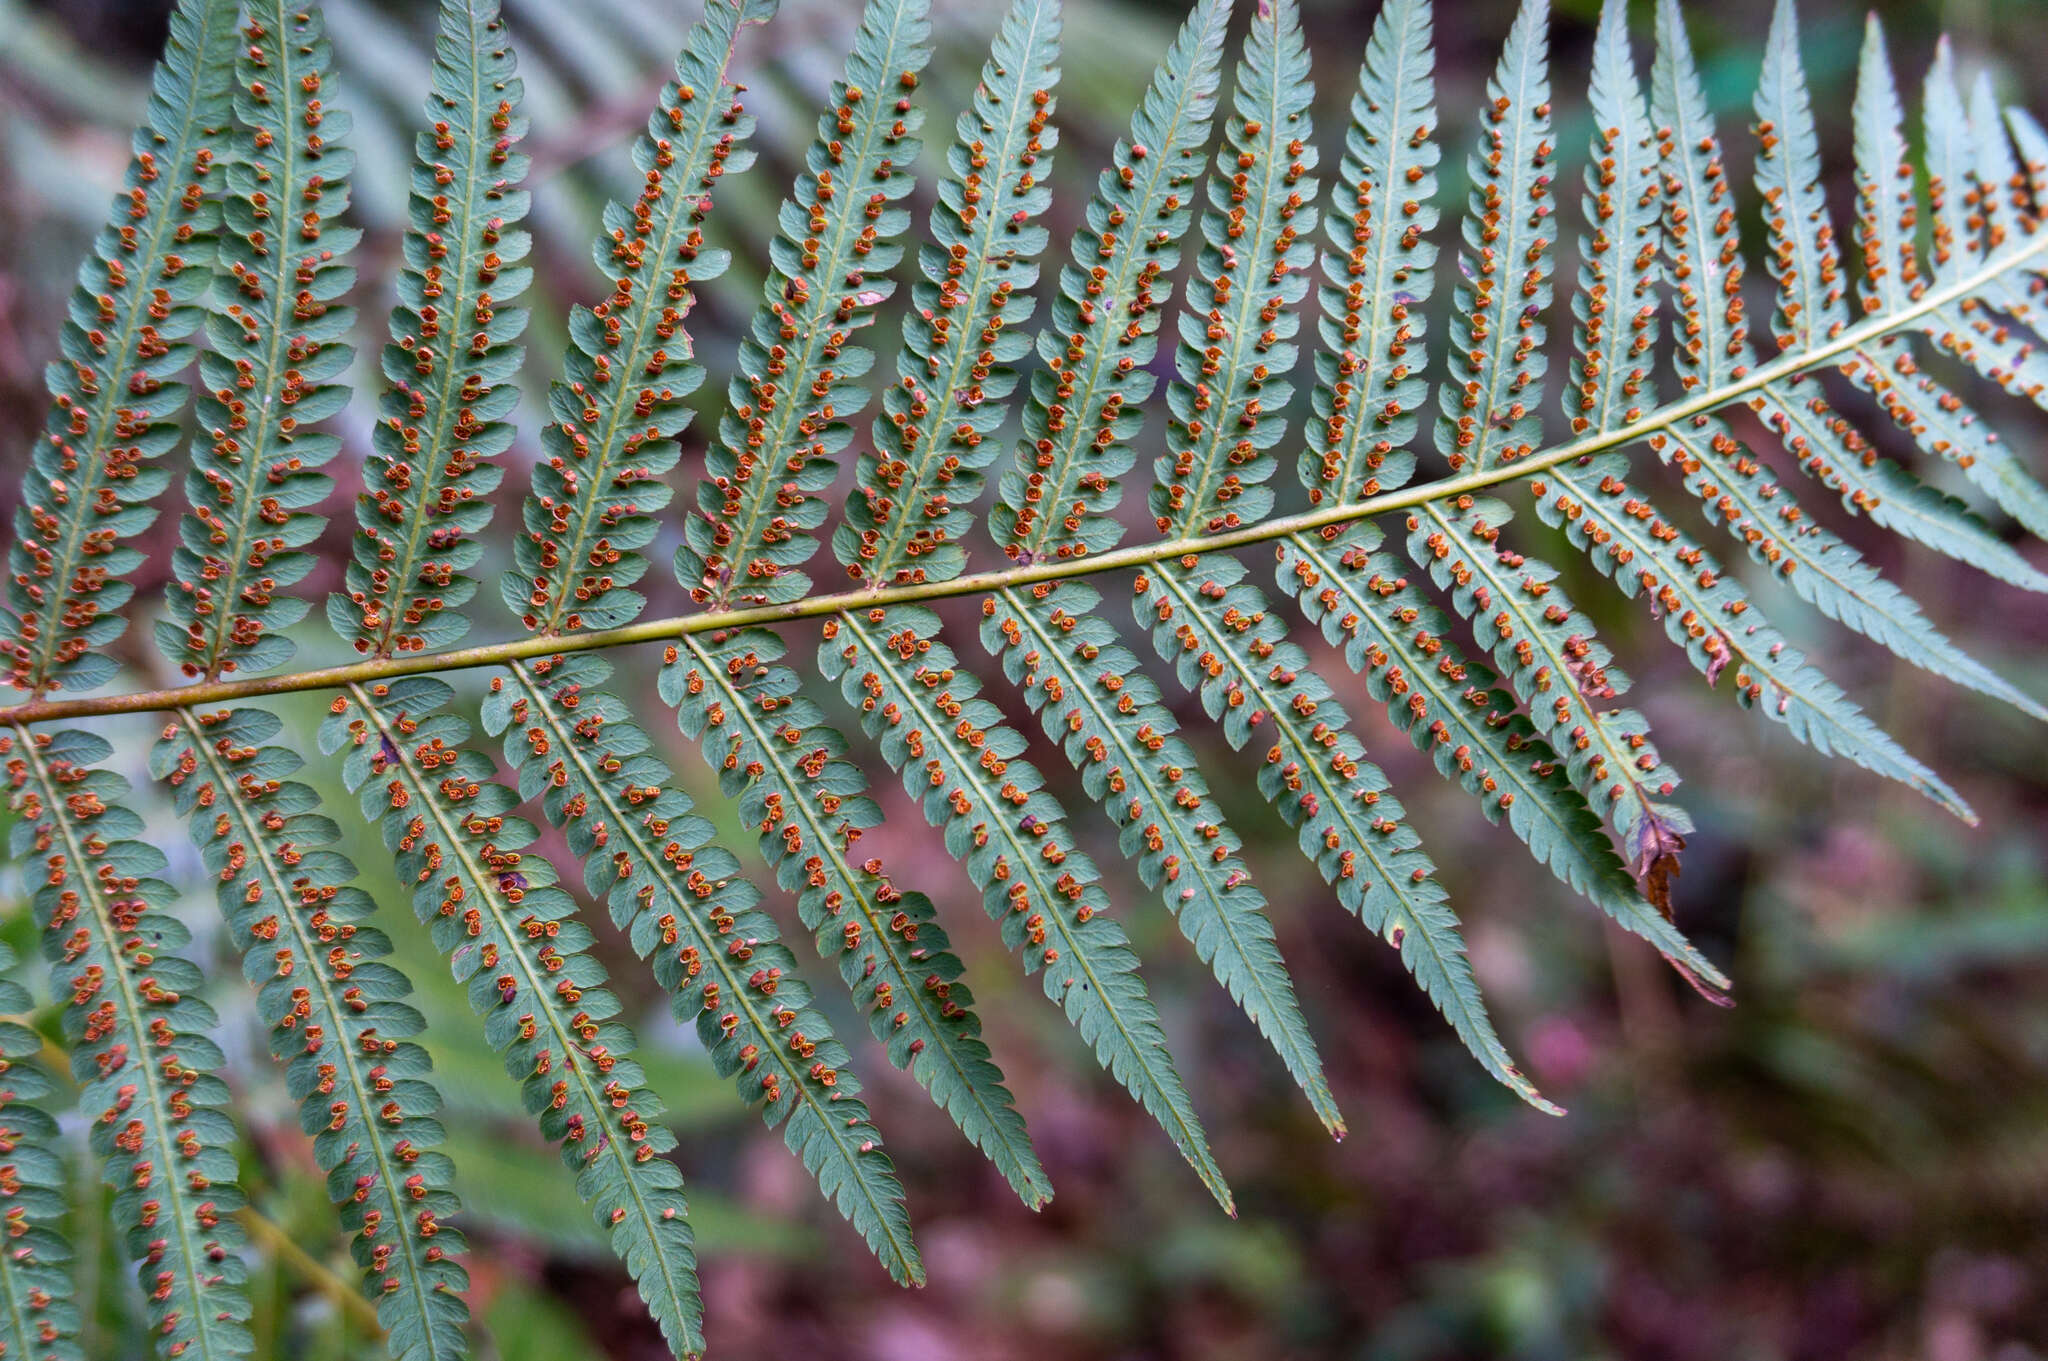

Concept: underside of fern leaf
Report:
left=5, top=0, right=2048, bottom=1356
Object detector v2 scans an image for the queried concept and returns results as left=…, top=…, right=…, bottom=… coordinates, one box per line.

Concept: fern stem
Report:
left=8, top=222, right=2045, bottom=728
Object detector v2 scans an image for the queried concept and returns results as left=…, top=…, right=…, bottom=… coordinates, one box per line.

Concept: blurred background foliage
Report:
left=3, top=0, right=2048, bottom=1356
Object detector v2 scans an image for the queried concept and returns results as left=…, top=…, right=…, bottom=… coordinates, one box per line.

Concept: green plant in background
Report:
left=1, top=0, right=2045, bottom=1355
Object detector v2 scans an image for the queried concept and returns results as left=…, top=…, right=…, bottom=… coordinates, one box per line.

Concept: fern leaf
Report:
left=1749, top=385, right=2048, bottom=592
left=480, top=656, right=923, bottom=1283
left=1151, top=0, right=1316, bottom=538
left=334, top=0, right=533, bottom=658
left=1302, top=0, right=1437, bottom=511
left=489, top=0, right=926, bottom=1277
left=988, top=0, right=1229, bottom=562
left=817, top=0, right=1244, bottom=1191
left=1435, top=0, right=1553, bottom=471
left=820, top=607, right=1232, bottom=1213
left=974, top=0, right=1344, bottom=1134
left=1406, top=498, right=1717, bottom=978
left=0, top=0, right=237, bottom=696
left=319, top=681, right=705, bottom=1357
left=507, top=0, right=773, bottom=634
left=1529, top=455, right=1966, bottom=815
left=1418, top=0, right=1698, bottom=930
left=1562, top=7, right=1949, bottom=821
left=1923, top=39, right=1979, bottom=280
left=679, top=0, right=932, bottom=609
left=672, top=0, right=1062, bottom=1208
left=1651, top=0, right=1743, bottom=391
left=5, top=728, right=253, bottom=1360
left=1274, top=528, right=1716, bottom=1013
left=1260, top=0, right=1554, bottom=1108
left=1924, top=89, right=2048, bottom=406
left=1754, top=2, right=2048, bottom=538
left=1798, top=37, right=2048, bottom=538
left=0, top=945, right=83, bottom=1361
left=151, top=707, right=471, bottom=1359
left=985, top=579, right=1344, bottom=1136
left=142, top=12, right=480, bottom=1352
left=1660, top=3, right=2048, bottom=598
left=1657, top=414, right=2046, bottom=723
left=1852, top=16, right=1921, bottom=315
left=659, top=632, right=1049, bottom=1208
left=844, top=0, right=1063, bottom=588
left=160, top=0, right=358, bottom=681
left=1136, top=556, right=1555, bottom=1110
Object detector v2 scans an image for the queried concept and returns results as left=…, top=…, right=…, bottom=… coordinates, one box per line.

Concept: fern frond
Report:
left=1720, top=9, right=2048, bottom=724
left=678, top=0, right=932, bottom=609
left=334, top=0, right=533, bottom=658
left=160, top=0, right=358, bottom=681
left=507, top=0, right=772, bottom=635
left=719, top=0, right=1058, bottom=1204
left=4, top=728, right=253, bottom=1360
left=703, top=0, right=1063, bottom=1207
left=480, top=655, right=923, bottom=1284
left=150, top=707, right=471, bottom=1359
left=844, top=0, right=1062, bottom=588
left=1415, top=0, right=1700, bottom=936
left=812, top=0, right=1244, bottom=1194
left=1275, top=528, right=1686, bottom=1017
left=1720, top=12, right=2046, bottom=599
left=12, top=4, right=2048, bottom=1339
left=659, top=632, right=1049, bottom=1208
left=1662, top=0, right=2047, bottom=730
left=985, top=577, right=1343, bottom=1135
left=0, top=0, right=237, bottom=697
left=1665, top=4, right=1984, bottom=598
left=820, top=607, right=1232, bottom=1213
left=0, top=945, right=82, bottom=1361
left=977, top=0, right=1343, bottom=1135
left=490, top=0, right=926, bottom=1277
left=1405, top=498, right=1717, bottom=982
left=318, top=681, right=705, bottom=1357
left=1137, top=554, right=1554, bottom=1111
left=1775, top=34, right=2048, bottom=541
left=1655, top=413, right=2044, bottom=725
left=1529, top=455, right=1965, bottom=814
left=1263, top=0, right=1552, bottom=1110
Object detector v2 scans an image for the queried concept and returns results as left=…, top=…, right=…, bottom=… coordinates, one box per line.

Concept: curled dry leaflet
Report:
left=0, top=0, right=2042, bottom=1354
